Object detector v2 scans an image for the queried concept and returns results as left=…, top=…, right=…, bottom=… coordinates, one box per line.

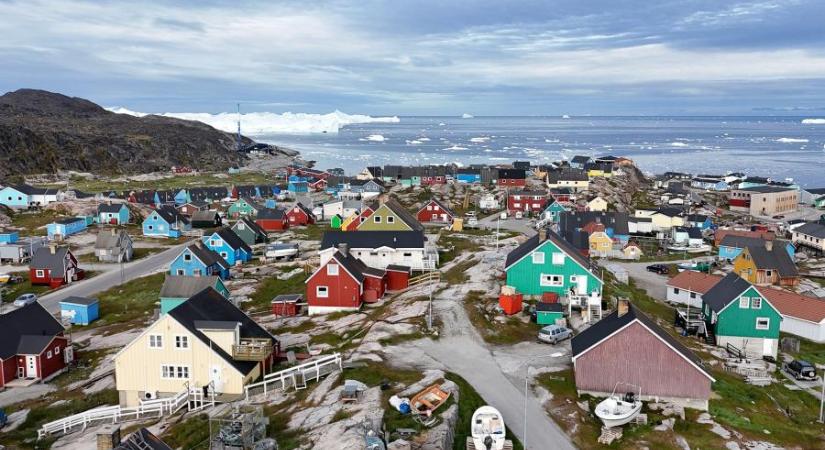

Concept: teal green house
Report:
left=702, top=273, right=781, bottom=358
left=504, top=229, right=602, bottom=298
left=159, top=275, right=230, bottom=314
left=541, top=201, right=568, bottom=224
left=227, top=197, right=263, bottom=219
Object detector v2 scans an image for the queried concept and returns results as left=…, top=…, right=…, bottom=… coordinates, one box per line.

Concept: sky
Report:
left=1, top=0, right=825, bottom=116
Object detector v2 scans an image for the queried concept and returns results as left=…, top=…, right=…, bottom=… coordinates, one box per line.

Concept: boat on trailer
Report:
left=594, top=383, right=643, bottom=428
left=469, top=405, right=508, bottom=450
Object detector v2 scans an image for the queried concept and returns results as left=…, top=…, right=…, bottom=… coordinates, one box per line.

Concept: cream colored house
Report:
left=114, top=288, right=277, bottom=407
left=586, top=197, right=608, bottom=212
left=634, top=208, right=685, bottom=232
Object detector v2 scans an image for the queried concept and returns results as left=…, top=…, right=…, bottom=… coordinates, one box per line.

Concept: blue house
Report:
left=718, top=235, right=795, bottom=262
left=201, top=228, right=253, bottom=266
left=456, top=169, right=482, bottom=184
left=0, top=185, right=34, bottom=208
left=59, top=296, right=99, bottom=325
left=97, top=203, right=130, bottom=225
left=288, top=181, right=309, bottom=193
left=170, top=242, right=231, bottom=279
left=47, top=217, right=87, bottom=239
left=686, top=214, right=713, bottom=230
left=0, top=232, right=19, bottom=244
left=174, top=189, right=190, bottom=205
left=142, top=206, right=191, bottom=238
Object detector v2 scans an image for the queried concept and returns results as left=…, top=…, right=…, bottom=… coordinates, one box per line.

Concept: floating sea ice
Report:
left=461, top=113, right=474, bottom=119
left=802, top=118, right=825, bottom=124
left=669, top=142, right=689, bottom=147
left=361, top=134, right=386, bottom=142
left=775, top=137, right=809, bottom=143
left=470, top=137, right=490, bottom=143
left=443, top=145, right=468, bottom=151
left=419, top=137, right=431, bottom=142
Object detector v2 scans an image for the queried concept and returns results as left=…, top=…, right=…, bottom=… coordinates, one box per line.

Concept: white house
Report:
left=319, top=231, right=437, bottom=270
left=758, top=287, right=825, bottom=343
left=479, top=194, right=500, bottom=211
left=322, top=200, right=362, bottom=220
left=666, top=271, right=722, bottom=308
left=586, top=197, right=608, bottom=212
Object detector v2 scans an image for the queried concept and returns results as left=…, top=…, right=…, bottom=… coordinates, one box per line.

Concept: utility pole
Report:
left=819, top=363, right=825, bottom=423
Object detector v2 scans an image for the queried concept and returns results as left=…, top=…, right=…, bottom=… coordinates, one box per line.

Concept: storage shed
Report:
left=59, top=296, right=100, bottom=325
left=535, top=302, right=564, bottom=325
left=386, top=265, right=411, bottom=291
left=271, top=294, right=303, bottom=317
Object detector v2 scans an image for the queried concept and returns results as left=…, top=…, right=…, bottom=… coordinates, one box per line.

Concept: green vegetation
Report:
left=446, top=372, right=524, bottom=450
left=0, top=271, right=52, bottom=303
left=462, top=291, right=540, bottom=345
left=162, top=413, right=211, bottom=449
left=265, top=409, right=306, bottom=450
left=292, top=224, right=327, bottom=241
left=630, top=190, right=656, bottom=209
left=442, top=257, right=477, bottom=284
left=787, top=333, right=825, bottom=365
left=437, top=233, right=484, bottom=265
left=46, top=171, right=279, bottom=194
left=88, top=272, right=164, bottom=331
left=8, top=207, right=68, bottom=236
left=248, top=272, right=308, bottom=312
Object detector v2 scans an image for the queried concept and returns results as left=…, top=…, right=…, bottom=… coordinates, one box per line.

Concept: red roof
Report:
left=666, top=271, right=722, bottom=294
left=757, top=287, right=825, bottom=323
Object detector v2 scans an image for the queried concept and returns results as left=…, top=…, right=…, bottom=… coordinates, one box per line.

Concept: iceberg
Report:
left=461, top=113, right=474, bottom=119
left=801, top=118, right=825, bottom=124
left=561, top=114, right=571, bottom=119
left=361, top=134, right=386, bottom=142
left=669, top=142, right=689, bottom=147
left=106, top=107, right=399, bottom=135
left=443, top=145, right=468, bottom=151
left=470, top=137, right=490, bottom=143
left=776, top=137, right=809, bottom=143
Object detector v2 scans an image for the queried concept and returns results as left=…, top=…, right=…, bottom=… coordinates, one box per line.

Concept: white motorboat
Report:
left=471, top=405, right=507, bottom=450
left=594, top=384, right=643, bottom=428
left=667, top=244, right=712, bottom=254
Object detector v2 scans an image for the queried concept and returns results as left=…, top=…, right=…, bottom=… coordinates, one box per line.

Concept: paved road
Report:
left=604, top=259, right=692, bottom=302
left=477, top=212, right=538, bottom=237
left=37, top=242, right=191, bottom=313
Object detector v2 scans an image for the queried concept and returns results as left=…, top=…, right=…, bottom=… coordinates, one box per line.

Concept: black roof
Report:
left=547, top=169, right=588, bottom=183
left=256, top=208, right=286, bottom=220
left=571, top=155, right=591, bottom=164
left=321, top=230, right=426, bottom=250
left=795, top=222, right=825, bottom=239
left=746, top=244, right=798, bottom=277
left=656, top=207, right=684, bottom=217
left=739, top=185, right=796, bottom=193
left=291, top=202, right=315, bottom=218
left=686, top=214, right=708, bottom=222
left=185, top=243, right=230, bottom=270
left=386, top=264, right=411, bottom=273
left=31, top=246, right=72, bottom=272
left=234, top=216, right=267, bottom=237
left=154, top=205, right=188, bottom=225
left=497, top=168, right=526, bottom=179
left=211, top=227, right=252, bottom=253
left=559, top=211, right=630, bottom=236
left=0, top=303, right=64, bottom=359
left=719, top=234, right=768, bottom=249
left=168, top=288, right=276, bottom=375
left=676, top=227, right=703, bottom=239
left=536, top=302, right=563, bottom=312
left=97, top=203, right=126, bottom=214
left=703, top=273, right=753, bottom=313
left=329, top=251, right=367, bottom=283
left=571, top=303, right=712, bottom=379
left=9, top=184, right=51, bottom=195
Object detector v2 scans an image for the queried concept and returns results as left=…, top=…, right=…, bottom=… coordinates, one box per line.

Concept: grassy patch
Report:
left=86, top=273, right=164, bottom=331
left=446, top=372, right=524, bottom=450
left=8, top=207, right=69, bottom=235
left=787, top=333, right=825, bottom=366
left=46, top=171, right=279, bottom=194
left=265, top=409, right=306, bottom=450
left=462, top=291, right=539, bottom=345
left=247, top=273, right=308, bottom=312
left=437, top=233, right=484, bottom=265
left=442, top=257, right=477, bottom=284
left=0, top=271, right=52, bottom=303
left=291, top=224, right=327, bottom=241
left=161, top=413, right=211, bottom=449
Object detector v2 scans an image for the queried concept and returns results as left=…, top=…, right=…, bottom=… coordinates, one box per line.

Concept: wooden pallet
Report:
left=465, top=437, right=514, bottom=450
left=598, top=426, right=623, bottom=445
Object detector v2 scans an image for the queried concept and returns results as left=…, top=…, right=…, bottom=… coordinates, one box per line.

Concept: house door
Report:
left=576, top=276, right=588, bottom=295
left=210, top=365, right=223, bottom=393
left=762, top=339, right=774, bottom=357
left=25, top=355, right=37, bottom=378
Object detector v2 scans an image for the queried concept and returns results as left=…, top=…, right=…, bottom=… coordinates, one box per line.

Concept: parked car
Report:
left=784, top=360, right=817, bottom=381
left=538, top=324, right=573, bottom=344
left=646, top=264, right=670, bottom=275
left=13, top=293, right=38, bottom=307
left=515, top=211, right=523, bottom=220
left=464, top=211, right=477, bottom=218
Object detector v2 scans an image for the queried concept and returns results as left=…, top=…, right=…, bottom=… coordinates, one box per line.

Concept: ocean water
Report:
left=253, top=116, right=825, bottom=187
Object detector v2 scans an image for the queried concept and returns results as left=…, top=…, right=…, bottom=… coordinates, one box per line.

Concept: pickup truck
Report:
left=265, top=242, right=300, bottom=260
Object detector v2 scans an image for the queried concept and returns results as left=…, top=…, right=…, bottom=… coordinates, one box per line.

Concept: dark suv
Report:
left=646, top=264, right=669, bottom=275
left=785, top=360, right=817, bottom=381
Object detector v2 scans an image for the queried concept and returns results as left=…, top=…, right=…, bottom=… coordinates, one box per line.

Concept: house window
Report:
left=161, top=365, right=190, bottom=379
left=175, top=336, right=189, bottom=349
left=427, top=205, right=432, bottom=211
left=552, top=252, right=565, bottom=265
left=327, top=264, right=339, bottom=276
left=55, top=346, right=60, bottom=354
left=36, top=269, right=45, bottom=278
left=387, top=216, right=395, bottom=224
left=374, top=216, right=382, bottom=223
left=46, top=350, right=52, bottom=359
left=756, top=317, right=770, bottom=330
left=765, top=270, right=772, bottom=277
left=403, top=252, right=413, bottom=257
left=739, top=297, right=750, bottom=308
left=176, top=269, right=185, bottom=275
left=149, top=335, right=163, bottom=348
left=210, top=239, right=223, bottom=247
left=690, top=292, right=697, bottom=299
left=148, top=225, right=154, bottom=231
left=317, top=286, right=329, bottom=298
left=532, top=252, right=545, bottom=264
left=183, top=253, right=192, bottom=262
left=237, top=223, right=245, bottom=230
left=673, top=288, right=680, bottom=294
left=540, top=274, right=564, bottom=287
left=751, top=298, right=762, bottom=309
left=193, top=269, right=202, bottom=276
left=220, top=252, right=228, bottom=259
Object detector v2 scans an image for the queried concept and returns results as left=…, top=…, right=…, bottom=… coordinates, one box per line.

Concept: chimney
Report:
left=337, top=243, right=349, bottom=256
left=96, top=425, right=121, bottom=450
left=538, top=228, right=547, bottom=242
left=764, top=240, right=773, bottom=252
left=49, top=245, right=56, bottom=255
left=617, top=298, right=630, bottom=317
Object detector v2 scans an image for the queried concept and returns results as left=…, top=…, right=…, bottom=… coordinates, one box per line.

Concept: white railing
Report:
left=245, top=353, right=343, bottom=400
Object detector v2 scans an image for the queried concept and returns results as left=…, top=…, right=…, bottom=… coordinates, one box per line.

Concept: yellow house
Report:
left=114, top=289, right=277, bottom=407
left=733, top=244, right=800, bottom=288
left=588, top=231, right=613, bottom=258
left=587, top=197, right=608, bottom=212
left=634, top=208, right=685, bottom=231
left=357, top=198, right=423, bottom=231
left=546, top=170, right=590, bottom=193
left=340, top=211, right=360, bottom=231
left=622, top=242, right=644, bottom=260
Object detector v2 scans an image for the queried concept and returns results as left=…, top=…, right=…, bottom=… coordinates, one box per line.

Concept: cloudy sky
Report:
left=1, top=0, right=824, bottom=115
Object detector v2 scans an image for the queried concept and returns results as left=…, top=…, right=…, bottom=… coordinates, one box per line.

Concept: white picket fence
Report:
left=244, top=353, right=343, bottom=399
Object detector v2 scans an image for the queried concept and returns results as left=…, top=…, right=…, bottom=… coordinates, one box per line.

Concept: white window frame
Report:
left=55, top=346, right=60, bottom=354
left=539, top=274, right=564, bottom=287
left=46, top=350, right=52, bottom=359
left=751, top=297, right=762, bottom=309
left=183, top=253, right=192, bottom=262
left=374, top=216, right=382, bottom=223
left=551, top=252, right=565, bottom=265
left=531, top=252, right=545, bottom=264
left=755, top=317, right=770, bottom=330
left=35, top=269, right=45, bottom=278
left=316, top=286, right=329, bottom=298
left=210, top=239, right=223, bottom=247
left=175, top=335, right=189, bottom=349
left=176, top=269, right=185, bottom=276
left=327, top=264, right=339, bottom=276
left=739, top=297, right=750, bottom=309
left=149, top=334, right=163, bottom=349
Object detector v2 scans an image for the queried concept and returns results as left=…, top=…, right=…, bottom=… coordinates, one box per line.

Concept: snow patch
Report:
left=106, top=108, right=399, bottom=135
left=776, top=137, right=809, bottom=143
left=801, top=118, right=825, bottom=124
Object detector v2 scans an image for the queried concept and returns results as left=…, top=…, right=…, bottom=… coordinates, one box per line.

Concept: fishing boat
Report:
left=470, top=406, right=507, bottom=450
left=594, top=383, right=643, bottom=428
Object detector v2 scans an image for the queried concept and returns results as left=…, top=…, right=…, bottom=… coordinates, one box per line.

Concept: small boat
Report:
left=471, top=406, right=507, bottom=450
left=411, top=383, right=451, bottom=416
left=0, top=273, right=10, bottom=284
left=594, top=383, right=642, bottom=428
left=667, top=244, right=712, bottom=254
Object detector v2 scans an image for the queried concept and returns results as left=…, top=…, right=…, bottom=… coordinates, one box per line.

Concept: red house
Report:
left=286, top=202, right=316, bottom=226
left=306, top=248, right=387, bottom=315
left=287, top=166, right=330, bottom=180
left=421, top=175, right=447, bottom=186
left=549, top=188, right=572, bottom=203
left=571, top=300, right=715, bottom=410
left=0, top=303, right=72, bottom=388
left=496, top=168, right=527, bottom=187
left=416, top=198, right=456, bottom=223
left=255, top=208, right=289, bottom=232
left=308, top=178, right=328, bottom=191
left=507, top=190, right=549, bottom=214
left=30, top=246, right=83, bottom=288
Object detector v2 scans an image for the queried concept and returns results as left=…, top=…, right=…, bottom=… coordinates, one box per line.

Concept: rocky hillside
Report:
left=0, top=89, right=287, bottom=178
